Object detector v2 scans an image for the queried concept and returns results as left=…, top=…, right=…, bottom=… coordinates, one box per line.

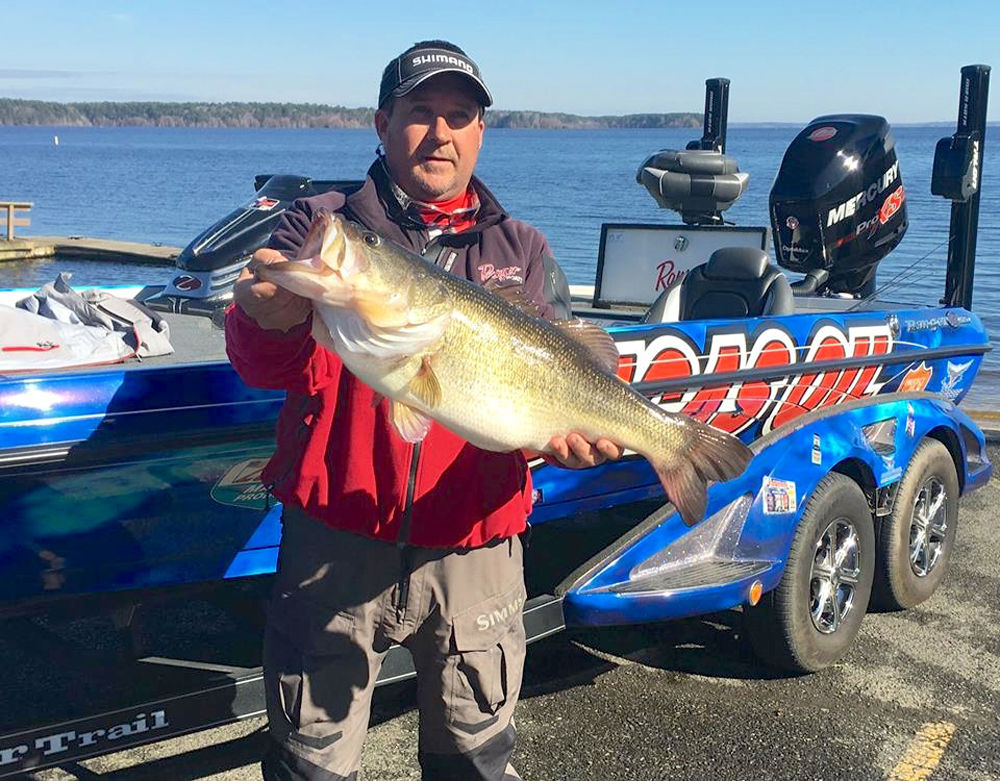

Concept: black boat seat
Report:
left=636, top=149, right=749, bottom=223
left=643, top=247, right=795, bottom=322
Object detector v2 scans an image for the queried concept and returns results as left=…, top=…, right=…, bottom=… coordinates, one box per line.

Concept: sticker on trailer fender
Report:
left=211, top=458, right=271, bottom=509
left=906, top=403, right=915, bottom=438
left=881, top=454, right=903, bottom=483
left=811, top=433, right=822, bottom=465
left=762, top=477, right=797, bottom=515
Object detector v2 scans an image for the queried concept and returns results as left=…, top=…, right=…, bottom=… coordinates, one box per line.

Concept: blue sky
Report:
left=1, top=0, right=997, bottom=122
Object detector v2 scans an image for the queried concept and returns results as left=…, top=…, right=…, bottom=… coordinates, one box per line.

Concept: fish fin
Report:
left=653, top=459, right=707, bottom=529
left=489, top=284, right=543, bottom=319
left=310, top=312, right=338, bottom=353
left=406, top=356, right=442, bottom=409
left=554, top=318, right=621, bottom=374
left=650, top=420, right=753, bottom=526
left=390, top=400, right=433, bottom=443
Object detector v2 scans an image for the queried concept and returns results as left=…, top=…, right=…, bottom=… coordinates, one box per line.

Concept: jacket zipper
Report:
left=394, top=238, right=449, bottom=619
left=395, top=440, right=422, bottom=620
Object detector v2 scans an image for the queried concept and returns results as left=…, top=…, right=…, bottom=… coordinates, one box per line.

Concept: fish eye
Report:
left=363, top=233, right=381, bottom=247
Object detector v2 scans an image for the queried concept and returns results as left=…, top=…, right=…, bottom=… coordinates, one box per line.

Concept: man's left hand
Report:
left=530, top=433, right=624, bottom=469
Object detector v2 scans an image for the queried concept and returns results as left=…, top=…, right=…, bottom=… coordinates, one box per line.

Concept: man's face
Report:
left=375, top=73, right=485, bottom=203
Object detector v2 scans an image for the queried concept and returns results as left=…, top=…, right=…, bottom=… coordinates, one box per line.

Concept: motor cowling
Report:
left=770, top=115, right=908, bottom=297
left=146, top=174, right=360, bottom=316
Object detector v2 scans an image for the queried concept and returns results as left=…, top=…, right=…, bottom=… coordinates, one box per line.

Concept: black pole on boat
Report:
left=687, top=78, right=730, bottom=153
left=935, top=64, right=990, bottom=309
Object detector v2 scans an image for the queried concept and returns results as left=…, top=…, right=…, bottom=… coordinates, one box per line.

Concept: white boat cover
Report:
left=0, top=273, right=173, bottom=372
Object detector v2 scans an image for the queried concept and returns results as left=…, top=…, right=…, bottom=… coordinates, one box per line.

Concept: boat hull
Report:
left=0, top=304, right=990, bottom=616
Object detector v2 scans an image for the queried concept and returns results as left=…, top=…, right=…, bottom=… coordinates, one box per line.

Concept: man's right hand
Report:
left=233, top=248, right=312, bottom=332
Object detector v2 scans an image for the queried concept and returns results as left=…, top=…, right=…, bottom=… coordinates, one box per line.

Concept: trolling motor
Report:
left=636, top=78, right=750, bottom=225
left=145, top=174, right=360, bottom=316
left=933, top=64, right=990, bottom=309
left=769, top=115, right=908, bottom=298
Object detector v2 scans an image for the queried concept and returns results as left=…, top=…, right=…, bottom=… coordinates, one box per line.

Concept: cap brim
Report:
left=391, top=69, right=493, bottom=108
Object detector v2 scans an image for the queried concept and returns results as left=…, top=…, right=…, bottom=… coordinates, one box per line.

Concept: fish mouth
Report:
left=322, top=214, right=348, bottom=270
left=256, top=213, right=359, bottom=304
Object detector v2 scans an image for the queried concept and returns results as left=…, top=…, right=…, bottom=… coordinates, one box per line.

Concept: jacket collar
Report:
left=343, top=157, right=508, bottom=245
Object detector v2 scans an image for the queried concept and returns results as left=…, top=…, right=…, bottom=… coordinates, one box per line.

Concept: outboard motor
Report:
left=770, top=115, right=908, bottom=297
left=145, top=174, right=360, bottom=316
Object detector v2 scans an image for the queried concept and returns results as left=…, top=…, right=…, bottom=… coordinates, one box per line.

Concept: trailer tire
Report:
left=745, top=473, right=874, bottom=673
left=872, top=439, right=959, bottom=611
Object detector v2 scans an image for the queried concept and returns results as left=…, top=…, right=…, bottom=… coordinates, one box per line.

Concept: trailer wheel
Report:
left=872, top=439, right=959, bottom=611
left=745, top=473, right=875, bottom=673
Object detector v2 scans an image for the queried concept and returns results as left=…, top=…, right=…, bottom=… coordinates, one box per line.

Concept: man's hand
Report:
left=527, top=433, right=624, bottom=469
left=232, top=248, right=312, bottom=332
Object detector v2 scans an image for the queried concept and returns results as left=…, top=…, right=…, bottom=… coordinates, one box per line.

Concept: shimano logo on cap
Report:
left=379, top=42, right=493, bottom=108
left=411, top=53, right=473, bottom=73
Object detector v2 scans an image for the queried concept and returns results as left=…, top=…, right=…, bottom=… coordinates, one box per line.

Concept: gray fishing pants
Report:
left=261, top=506, right=526, bottom=780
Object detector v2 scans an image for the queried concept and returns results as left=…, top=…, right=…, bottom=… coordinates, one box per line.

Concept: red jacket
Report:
left=226, top=163, right=571, bottom=548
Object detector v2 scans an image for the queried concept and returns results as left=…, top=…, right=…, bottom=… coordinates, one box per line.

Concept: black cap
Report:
left=378, top=44, right=493, bottom=109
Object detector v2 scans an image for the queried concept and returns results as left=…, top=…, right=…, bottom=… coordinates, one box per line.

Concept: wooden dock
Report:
left=0, top=235, right=181, bottom=264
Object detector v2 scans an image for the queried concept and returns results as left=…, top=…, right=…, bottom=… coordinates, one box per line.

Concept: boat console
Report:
left=142, top=174, right=361, bottom=317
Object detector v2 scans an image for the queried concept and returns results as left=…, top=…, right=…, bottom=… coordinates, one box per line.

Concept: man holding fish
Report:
left=227, top=39, right=750, bottom=781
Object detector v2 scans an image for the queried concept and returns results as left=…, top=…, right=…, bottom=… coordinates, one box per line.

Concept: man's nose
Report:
left=427, top=114, right=452, bottom=143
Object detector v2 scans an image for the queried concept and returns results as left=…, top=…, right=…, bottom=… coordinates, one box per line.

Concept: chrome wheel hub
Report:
left=809, top=518, right=862, bottom=634
left=909, top=477, right=948, bottom=577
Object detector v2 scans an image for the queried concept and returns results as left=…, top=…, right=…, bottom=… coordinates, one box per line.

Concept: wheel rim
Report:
left=809, top=517, right=863, bottom=634
left=909, top=476, right=948, bottom=578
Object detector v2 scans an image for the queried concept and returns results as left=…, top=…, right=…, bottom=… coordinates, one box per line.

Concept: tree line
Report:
left=0, top=99, right=701, bottom=129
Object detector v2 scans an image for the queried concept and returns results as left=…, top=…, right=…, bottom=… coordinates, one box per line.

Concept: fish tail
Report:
left=649, top=418, right=753, bottom=527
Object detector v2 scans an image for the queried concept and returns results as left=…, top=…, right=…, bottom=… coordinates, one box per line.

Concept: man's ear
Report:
left=374, top=109, right=389, bottom=146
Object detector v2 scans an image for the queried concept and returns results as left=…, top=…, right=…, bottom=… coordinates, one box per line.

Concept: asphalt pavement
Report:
left=20, top=446, right=1000, bottom=781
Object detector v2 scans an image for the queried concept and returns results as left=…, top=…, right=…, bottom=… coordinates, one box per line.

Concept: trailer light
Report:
left=630, top=493, right=753, bottom=581
left=748, top=580, right=763, bottom=606
left=862, top=418, right=897, bottom=456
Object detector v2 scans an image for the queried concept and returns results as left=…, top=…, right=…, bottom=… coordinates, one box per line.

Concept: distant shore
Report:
left=0, top=98, right=703, bottom=130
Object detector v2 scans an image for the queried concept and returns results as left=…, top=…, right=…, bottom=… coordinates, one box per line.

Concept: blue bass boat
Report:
left=0, top=66, right=992, bottom=678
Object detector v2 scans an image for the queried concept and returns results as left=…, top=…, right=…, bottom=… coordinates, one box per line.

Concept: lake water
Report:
left=1, top=124, right=998, bottom=380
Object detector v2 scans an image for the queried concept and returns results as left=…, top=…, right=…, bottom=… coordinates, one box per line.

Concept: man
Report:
left=226, top=40, right=621, bottom=780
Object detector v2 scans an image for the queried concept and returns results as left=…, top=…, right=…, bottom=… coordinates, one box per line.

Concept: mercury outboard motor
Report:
left=770, top=115, right=908, bottom=297
left=145, top=174, right=361, bottom=316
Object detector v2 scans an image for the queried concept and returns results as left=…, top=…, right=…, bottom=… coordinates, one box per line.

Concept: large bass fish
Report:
left=258, top=213, right=752, bottom=525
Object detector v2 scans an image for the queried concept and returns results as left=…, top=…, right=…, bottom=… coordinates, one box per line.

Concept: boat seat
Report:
left=637, top=149, right=749, bottom=223
left=643, top=247, right=794, bottom=322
